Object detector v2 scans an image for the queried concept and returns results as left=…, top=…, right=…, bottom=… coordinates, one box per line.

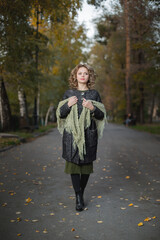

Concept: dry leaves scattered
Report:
left=25, top=197, right=32, bottom=203
left=138, top=216, right=157, bottom=227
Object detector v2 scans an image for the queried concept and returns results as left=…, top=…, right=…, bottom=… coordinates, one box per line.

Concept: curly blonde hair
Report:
left=69, top=63, right=96, bottom=89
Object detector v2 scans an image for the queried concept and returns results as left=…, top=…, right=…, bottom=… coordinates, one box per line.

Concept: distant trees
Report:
left=0, top=0, right=88, bottom=131
left=90, top=0, right=160, bottom=123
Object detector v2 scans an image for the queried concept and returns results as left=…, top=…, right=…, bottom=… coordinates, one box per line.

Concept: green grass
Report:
left=130, top=124, right=160, bottom=135
left=0, top=123, right=57, bottom=149
left=0, top=138, right=21, bottom=148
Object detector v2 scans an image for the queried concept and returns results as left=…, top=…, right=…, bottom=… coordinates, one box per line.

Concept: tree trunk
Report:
left=18, top=86, right=29, bottom=128
left=124, top=0, right=131, bottom=114
left=45, top=105, right=54, bottom=126
left=37, top=86, right=40, bottom=125
left=139, top=82, right=144, bottom=124
left=149, top=92, right=156, bottom=124
left=0, top=76, right=12, bottom=131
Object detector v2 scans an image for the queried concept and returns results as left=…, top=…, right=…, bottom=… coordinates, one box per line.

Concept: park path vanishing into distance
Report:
left=0, top=123, right=160, bottom=240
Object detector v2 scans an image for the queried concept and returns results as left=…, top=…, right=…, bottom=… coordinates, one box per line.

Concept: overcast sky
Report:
left=76, top=0, right=112, bottom=39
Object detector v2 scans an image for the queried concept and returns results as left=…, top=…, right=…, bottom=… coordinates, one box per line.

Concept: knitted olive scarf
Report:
left=56, top=98, right=106, bottom=160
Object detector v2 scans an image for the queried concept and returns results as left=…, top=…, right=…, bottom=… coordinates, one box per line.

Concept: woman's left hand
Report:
left=82, top=98, right=94, bottom=111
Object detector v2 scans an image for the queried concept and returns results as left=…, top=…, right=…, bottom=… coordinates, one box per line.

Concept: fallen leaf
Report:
left=2, top=203, right=7, bottom=207
left=8, top=191, right=16, bottom=196
left=128, top=203, right=134, bottom=206
left=35, top=230, right=40, bottom=233
left=43, top=229, right=48, bottom=234
left=76, top=213, right=80, bottom=215
left=96, top=205, right=101, bottom=207
left=97, top=196, right=102, bottom=198
left=32, top=219, right=38, bottom=222
left=50, top=213, right=55, bottom=216
left=144, top=217, right=151, bottom=222
left=97, top=221, right=103, bottom=223
left=17, top=233, right=22, bottom=236
left=138, top=222, right=144, bottom=227
left=125, top=176, right=130, bottom=179
left=121, top=207, right=126, bottom=210
left=75, top=236, right=80, bottom=239
left=10, top=220, right=16, bottom=223
left=25, top=197, right=32, bottom=203
left=59, top=202, right=63, bottom=205
left=24, top=219, right=29, bottom=222
left=152, top=216, right=156, bottom=219
left=17, top=217, right=22, bottom=222
left=16, top=212, right=21, bottom=215
left=71, top=228, right=75, bottom=232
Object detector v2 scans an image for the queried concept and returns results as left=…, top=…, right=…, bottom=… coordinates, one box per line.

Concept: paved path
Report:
left=0, top=124, right=160, bottom=240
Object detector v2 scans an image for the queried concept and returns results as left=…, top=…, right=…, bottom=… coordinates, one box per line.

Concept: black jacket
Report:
left=60, top=89, right=104, bottom=165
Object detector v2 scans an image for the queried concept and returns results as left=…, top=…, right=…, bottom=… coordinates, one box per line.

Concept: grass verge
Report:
left=130, top=124, right=160, bottom=135
left=0, top=123, right=57, bottom=149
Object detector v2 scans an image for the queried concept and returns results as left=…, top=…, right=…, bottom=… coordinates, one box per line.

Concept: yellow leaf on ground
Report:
left=138, top=222, right=144, bottom=227
left=76, top=213, right=80, bottom=215
left=32, top=219, right=38, bottom=222
left=35, top=230, right=40, bottom=233
left=17, top=233, right=22, bottom=236
left=16, top=212, right=21, bottom=215
left=9, top=191, right=16, bottom=196
left=17, top=217, right=22, bottom=222
left=43, top=229, right=48, bottom=234
left=144, top=217, right=151, bottom=222
left=125, top=176, right=130, bottom=179
left=71, top=228, right=75, bottom=232
left=97, top=221, right=103, bottom=223
left=10, top=220, right=16, bottom=223
left=25, top=197, right=32, bottom=203
left=152, top=216, right=156, bottom=219
left=128, top=203, right=134, bottom=206
left=2, top=203, right=7, bottom=207
left=59, top=202, right=63, bottom=205
left=50, top=213, right=55, bottom=216
left=97, top=196, right=102, bottom=198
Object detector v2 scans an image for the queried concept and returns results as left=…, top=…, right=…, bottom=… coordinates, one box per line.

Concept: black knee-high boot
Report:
left=80, top=174, right=90, bottom=207
left=71, top=174, right=84, bottom=211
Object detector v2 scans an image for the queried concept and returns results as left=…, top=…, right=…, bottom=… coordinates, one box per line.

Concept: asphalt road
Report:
left=0, top=124, right=160, bottom=240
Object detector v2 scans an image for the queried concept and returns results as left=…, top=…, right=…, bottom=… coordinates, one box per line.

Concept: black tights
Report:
left=71, top=174, right=90, bottom=194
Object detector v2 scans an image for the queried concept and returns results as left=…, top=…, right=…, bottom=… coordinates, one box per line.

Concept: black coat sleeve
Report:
left=91, top=91, right=104, bottom=120
left=59, top=91, right=71, bottom=119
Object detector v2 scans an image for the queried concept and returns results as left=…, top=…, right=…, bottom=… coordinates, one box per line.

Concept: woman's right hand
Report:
left=68, top=96, right=78, bottom=107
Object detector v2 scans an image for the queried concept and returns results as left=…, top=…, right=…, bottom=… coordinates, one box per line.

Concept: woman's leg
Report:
left=80, top=174, right=90, bottom=193
left=70, top=174, right=81, bottom=193
left=80, top=174, right=90, bottom=206
left=71, top=174, right=84, bottom=211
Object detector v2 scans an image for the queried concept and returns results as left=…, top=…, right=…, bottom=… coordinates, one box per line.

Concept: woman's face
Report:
left=76, top=67, right=89, bottom=85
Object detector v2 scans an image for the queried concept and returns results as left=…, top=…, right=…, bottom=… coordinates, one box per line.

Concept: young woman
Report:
left=56, top=63, right=106, bottom=211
